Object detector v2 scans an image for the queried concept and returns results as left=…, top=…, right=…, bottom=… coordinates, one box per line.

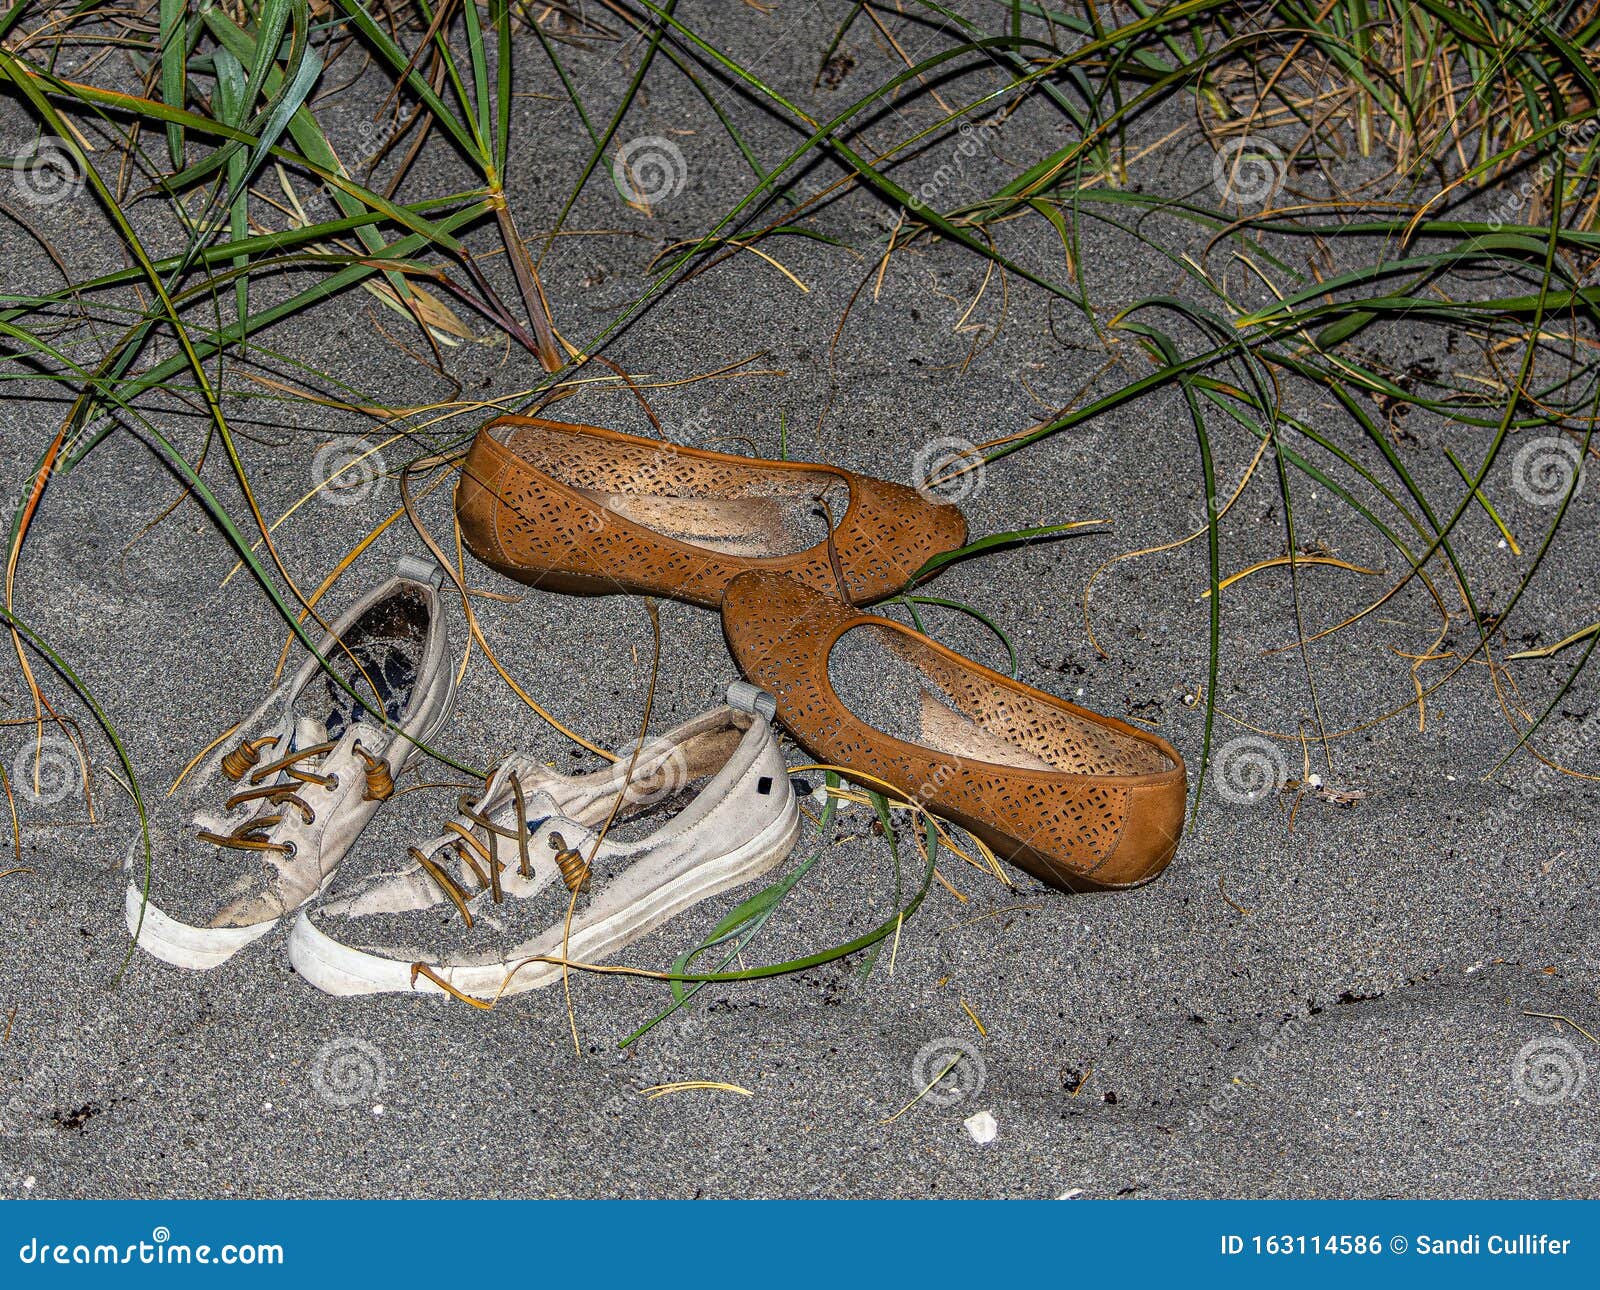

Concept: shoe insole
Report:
left=571, top=481, right=850, bottom=558
left=312, top=589, right=429, bottom=739
left=827, top=622, right=1171, bottom=776
left=828, top=626, right=1051, bottom=772
left=505, top=424, right=851, bottom=557
left=915, top=691, right=1056, bottom=771
left=579, top=491, right=789, bottom=556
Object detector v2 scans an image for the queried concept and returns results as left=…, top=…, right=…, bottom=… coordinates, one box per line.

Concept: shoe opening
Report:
left=576, top=710, right=755, bottom=843
left=317, top=585, right=432, bottom=738
left=504, top=420, right=849, bottom=557
left=827, top=622, right=1174, bottom=776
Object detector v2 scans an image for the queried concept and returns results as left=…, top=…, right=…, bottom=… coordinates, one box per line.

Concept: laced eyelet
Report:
left=197, top=740, right=335, bottom=858
left=221, top=735, right=277, bottom=782
left=352, top=742, right=394, bottom=801
left=545, top=831, right=590, bottom=894
left=325, top=772, right=340, bottom=792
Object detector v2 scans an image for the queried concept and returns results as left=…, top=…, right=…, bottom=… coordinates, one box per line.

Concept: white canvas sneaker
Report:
left=126, top=556, right=456, bottom=969
left=287, top=687, right=800, bottom=999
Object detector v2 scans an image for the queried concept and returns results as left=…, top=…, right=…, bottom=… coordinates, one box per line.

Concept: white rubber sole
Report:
left=124, top=701, right=452, bottom=973
left=123, top=859, right=350, bottom=971
left=288, top=798, right=802, bottom=999
left=122, top=884, right=279, bottom=970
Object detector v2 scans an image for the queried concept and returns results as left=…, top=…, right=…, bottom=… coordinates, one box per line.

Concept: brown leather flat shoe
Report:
left=454, top=415, right=967, bottom=608
left=720, top=570, right=1186, bottom=890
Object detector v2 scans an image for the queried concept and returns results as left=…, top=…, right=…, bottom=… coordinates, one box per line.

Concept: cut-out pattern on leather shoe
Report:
left=721, top=571, right=1186, bottom=891
left=454, top=415, right=967, bottom=608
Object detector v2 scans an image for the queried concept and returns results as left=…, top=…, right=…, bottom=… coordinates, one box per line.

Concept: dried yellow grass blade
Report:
left=641, top=1081, right=754, bottom=1099
left=1202, top=554, right=1384, bottom=598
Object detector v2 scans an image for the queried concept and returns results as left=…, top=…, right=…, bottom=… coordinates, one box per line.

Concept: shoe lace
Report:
left=415, top=771, right=589, bottom=928
left=198, top=734, right=393, bottom=855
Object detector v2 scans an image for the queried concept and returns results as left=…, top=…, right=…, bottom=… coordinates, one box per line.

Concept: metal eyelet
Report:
left=282, top=841, right=298, bottom=860
left=325, top=773, right=340, bottom=792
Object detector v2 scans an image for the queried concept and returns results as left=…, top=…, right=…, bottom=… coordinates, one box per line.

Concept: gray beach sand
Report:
left=0, top=4, right=1595, bottom=1198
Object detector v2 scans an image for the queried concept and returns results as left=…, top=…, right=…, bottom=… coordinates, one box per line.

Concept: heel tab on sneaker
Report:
left=395, top=555, right=446, bottom=591
left=726, top=680, right=777, bottom=721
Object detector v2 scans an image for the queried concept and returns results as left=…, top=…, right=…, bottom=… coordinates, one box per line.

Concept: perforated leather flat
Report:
left=720, top=570, right=1187, bottom=890
left=454, top=415, right=967, bottom=608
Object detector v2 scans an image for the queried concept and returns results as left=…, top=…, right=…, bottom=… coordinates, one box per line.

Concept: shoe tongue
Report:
left=482, top=756, right=555, bottom=809
left=198, top=711, right=328, bottom=835
left=516, top=787, right=562, bottom=831
left=477, top=764, right=560, bottom=830
left=416, top=775, right=561, bottom=863
left=290, top=714, right=329, bottom=756
left=427, top=784, right=569, bottom=895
